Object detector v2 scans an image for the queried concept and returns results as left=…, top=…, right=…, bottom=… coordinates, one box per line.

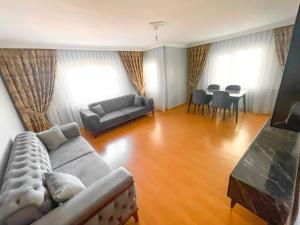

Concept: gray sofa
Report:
left=80, top=94, right=154, bottom=137
left=0, top=123, right=138, bottom=225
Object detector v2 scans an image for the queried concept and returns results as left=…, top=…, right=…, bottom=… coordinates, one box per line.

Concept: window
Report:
left=48, top=50, right=135, bottom=125
left=213, top=48, right=263, bottom=89
left=199, top=30, right=282, bottom=113
left=64, top=64, right=125, bottom=107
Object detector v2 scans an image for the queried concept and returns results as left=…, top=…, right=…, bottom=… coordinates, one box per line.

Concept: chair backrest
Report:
left=225, top=85, right=241, bottom=92
left=207, top=84, right=220, bottom=91
left=211, top=91, right=231, bottom=108
left=192, top=90, right=209, bottom=104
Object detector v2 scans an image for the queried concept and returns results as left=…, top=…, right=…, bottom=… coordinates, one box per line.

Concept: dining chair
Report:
left=211, top=91, right=232, bottom=120
left=207, top=84, right=220, bottom=91
left=225, top=85, right=241, bottom=92
left=225, top=85, right=241, bottom=113
left=192, top=90, right=211, bottom=115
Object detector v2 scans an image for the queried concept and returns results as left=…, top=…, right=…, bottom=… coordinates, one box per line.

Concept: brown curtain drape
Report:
left=187, top=44, right=211, bottom=97
left=274, top=25, right=294, bottom=69
left=0, top=49, right=56, bottom=132
left=119, top=51, right=145, bottom=96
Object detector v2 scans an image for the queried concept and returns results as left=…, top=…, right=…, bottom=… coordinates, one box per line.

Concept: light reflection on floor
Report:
left=101, top=137, right=133, bottom=169
left=152, top=121, right=162, bottom=143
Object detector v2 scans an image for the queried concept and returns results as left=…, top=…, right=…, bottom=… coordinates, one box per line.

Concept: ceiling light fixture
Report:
left=149, top=21, right=168, bottom=42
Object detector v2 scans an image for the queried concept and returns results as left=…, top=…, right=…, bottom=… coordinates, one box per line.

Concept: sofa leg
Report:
left=152, top=111, right=154, bottom=115
left=133, top=211, right=139, bottom=223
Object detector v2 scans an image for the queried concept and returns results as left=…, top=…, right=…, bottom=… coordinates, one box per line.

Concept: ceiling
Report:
left=0, top=0, right=299, bottom=50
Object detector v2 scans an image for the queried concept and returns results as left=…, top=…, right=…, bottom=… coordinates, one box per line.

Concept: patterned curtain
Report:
left=187, top=44, right=211, bottom=96
left=274, top=25, right=294, bottom=69
left=0, top=49, right=56, bottom=132
left=119, top=51, right=145, bottom=96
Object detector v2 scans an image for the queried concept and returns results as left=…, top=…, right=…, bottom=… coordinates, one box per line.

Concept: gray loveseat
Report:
left=0, top=123, right=138, bottom=225
left=80, top=94, right=154, bottom=137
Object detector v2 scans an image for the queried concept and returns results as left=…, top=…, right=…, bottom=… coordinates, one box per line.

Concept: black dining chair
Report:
left=207, top=84, right=220, bottom=92
left=225, top=85, right=241, bottom=92
left=211, top=91, right=233, bottom=120
left=192, top=90, right=211, bottom=115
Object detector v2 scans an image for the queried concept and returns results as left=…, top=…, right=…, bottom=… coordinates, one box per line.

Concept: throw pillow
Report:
left=91, top=104, right=106, bottom=117
left=44, top=172, right=86, bottom=203
left=37, top=126, right=68, bottom=151
left=134, top=96, right=144, bottom=106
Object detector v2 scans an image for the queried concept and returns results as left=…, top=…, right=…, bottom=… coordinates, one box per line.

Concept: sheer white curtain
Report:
left=198, top=30, right=282, bottom=114
left=47, top=50, right=136, bottom=125
left=143, top=47, right=167, bottom=111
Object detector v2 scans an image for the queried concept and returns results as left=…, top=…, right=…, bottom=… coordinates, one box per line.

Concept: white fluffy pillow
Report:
left=44, top=172, right=86, bottom=203
left=37, top=126, right=68, bottom=151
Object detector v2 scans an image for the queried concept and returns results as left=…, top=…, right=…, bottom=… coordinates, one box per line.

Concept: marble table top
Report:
left=232, top=120, right=300, bottom=206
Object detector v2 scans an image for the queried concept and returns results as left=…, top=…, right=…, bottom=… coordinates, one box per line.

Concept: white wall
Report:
left=0, top=78, right=24, bottom=152
left=165, top=47, right=187, bottom=109
left=143, top=46, right=187, bottom=111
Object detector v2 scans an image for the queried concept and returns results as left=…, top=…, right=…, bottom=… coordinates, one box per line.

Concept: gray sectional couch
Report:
left=0, top=123, right=138, bottom=225
left=80, top=94, right=154, bottom=137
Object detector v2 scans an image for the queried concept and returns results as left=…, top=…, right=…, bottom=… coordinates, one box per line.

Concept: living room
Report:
left=1, top=1, right=300, bottom=225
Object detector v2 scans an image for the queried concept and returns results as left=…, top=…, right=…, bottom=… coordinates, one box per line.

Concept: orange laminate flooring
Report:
left=81, top=105, right=270, bottom=225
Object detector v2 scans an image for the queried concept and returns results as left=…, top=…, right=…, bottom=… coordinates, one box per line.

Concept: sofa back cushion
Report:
left=0, top=139, right=13, bottom=190
left=89, top=94, right=135, bottom=113
left=0, top=132, right=55, bottom=225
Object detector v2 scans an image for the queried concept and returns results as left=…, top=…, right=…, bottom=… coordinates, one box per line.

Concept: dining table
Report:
left=187, top=90, right=247, bottom=123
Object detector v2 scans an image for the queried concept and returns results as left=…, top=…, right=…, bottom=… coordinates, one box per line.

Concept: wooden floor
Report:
left=81, top=105, right=270, bottom=225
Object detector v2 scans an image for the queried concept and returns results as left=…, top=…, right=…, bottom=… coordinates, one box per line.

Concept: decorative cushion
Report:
left=37, top=126, right=68, bottom=151
left=134, top=96, right=144, bottom=106
left=0, top=132, right=55, bottom=225
left=91, top=104, right=106, bottom=117
left=44, top=172, right=86, bottom=203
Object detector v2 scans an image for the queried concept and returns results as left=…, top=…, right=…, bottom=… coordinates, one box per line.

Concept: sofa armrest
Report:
left=80, top=109, right=100, bottom=133
left=59, top=122, right=81, bottom=139
left=32, top=168, right=135, bottom=225
left=143, top=97, right=154, bottom=112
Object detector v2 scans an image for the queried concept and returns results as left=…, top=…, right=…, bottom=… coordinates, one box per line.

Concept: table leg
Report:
left=187, top=94, right=193, bottom=113
left=235, top=101, right=238, bottom=124
left=243, top=95, right=246, bottom=114
left=230, top=200, right=236, bottom=208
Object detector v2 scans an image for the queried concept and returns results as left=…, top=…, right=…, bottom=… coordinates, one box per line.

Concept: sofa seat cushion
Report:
left=54, top=152, right=112, bottom=187
left=100, top=111, right=129, bottom=130
left=121, top=106, right=148, bottom=119
left=0, top=132, right=55, bottom=225
left=49, top=137, right=94, bottom=170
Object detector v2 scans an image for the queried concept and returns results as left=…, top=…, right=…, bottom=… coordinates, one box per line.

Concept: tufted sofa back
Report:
left=0, top=139, right=13, bottom=190
left=89, top=94, right=135, bottom=113
left=0, top=132, right=55, bottom=225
